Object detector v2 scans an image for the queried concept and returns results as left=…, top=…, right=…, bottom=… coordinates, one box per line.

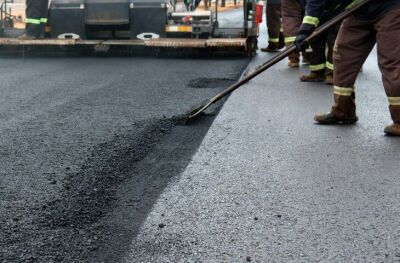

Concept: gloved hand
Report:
left=295, top=23, right=315, bottom=52
left=294, top=33, right=310, bottom=52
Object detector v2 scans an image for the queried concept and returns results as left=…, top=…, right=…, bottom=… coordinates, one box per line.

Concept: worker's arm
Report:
left=295, top=0, right=358, bottom=51
left=294, top=0, right=326, bottom=51
left=300, top=0, right=326, bottom=33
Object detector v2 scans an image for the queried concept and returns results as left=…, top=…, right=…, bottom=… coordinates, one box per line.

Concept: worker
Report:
left=299, top=21, right=340, bottom=85
left=19, top=0, right=49, bottom=39
left=281, top=0, right=310, bottom=68
left=295, top=0, right=400, bottom=135
left=261, top=0, right=284, bottom=52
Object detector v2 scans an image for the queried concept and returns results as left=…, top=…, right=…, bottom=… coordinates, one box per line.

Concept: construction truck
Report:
left=0, top=0, right=260, bottom=56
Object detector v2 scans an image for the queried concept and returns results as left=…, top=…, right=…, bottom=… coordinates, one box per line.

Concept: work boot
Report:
left=384, top=123, right=400, bottom=136
left=300, top=70, right=325, bottom=82
left=261, top=43, right=280, bottom=52
left=288, top=60, right=299, bottom=68
left=18, top=33, right=37, bottom=40
left=314, top=112, right=358, bottom=125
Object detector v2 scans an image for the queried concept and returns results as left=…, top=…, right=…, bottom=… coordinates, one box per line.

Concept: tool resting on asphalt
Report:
left=186, top=0, right=374, bottom=121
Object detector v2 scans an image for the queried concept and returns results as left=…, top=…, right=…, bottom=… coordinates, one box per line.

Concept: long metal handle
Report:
left=209, top=45, right=296, bottom=104
left=188, top=0, right=374, bottom=119
left=209, top=0, right=374, bottom=105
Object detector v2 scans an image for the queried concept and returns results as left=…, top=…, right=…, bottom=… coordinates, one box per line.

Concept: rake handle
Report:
left=209, top=0, right=374, bottom=105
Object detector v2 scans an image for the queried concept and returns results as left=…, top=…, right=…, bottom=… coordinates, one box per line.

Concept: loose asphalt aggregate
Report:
left=0, top=55, right=250, bottom=262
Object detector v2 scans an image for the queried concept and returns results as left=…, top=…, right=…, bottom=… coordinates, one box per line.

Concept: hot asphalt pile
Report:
left=0, top=57, right=249, bottom=262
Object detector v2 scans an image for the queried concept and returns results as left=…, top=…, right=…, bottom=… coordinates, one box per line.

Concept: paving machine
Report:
left=0, top=0, right=259, bottom=55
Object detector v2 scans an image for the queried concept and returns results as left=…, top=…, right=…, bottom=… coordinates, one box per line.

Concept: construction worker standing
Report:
left=281, top=0, right=310, bottom=68
left=261, top=0, right=284, bottom=52
left=295, top=0, right=400, bottom=135
left=19, top=0, right=49, bottom=39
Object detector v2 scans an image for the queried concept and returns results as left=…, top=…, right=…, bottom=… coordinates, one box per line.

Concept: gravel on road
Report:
left=0, top=56, right=250, bottom=262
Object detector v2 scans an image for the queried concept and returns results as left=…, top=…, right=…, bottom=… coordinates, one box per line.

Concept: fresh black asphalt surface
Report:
left=125, top=26, right=400, bottom=262
left=3, top=7, right=400, bottom=263
left=0, top=56, right=250, bottom=262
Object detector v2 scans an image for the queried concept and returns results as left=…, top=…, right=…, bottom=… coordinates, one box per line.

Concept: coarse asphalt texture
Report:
left=0, top=8, right=252, bottom=263
left=125, top=18, right=400, bottom=263
left=0, top=54, right=250, bottom=262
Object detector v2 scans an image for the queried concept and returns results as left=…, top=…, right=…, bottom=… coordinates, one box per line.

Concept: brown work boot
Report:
left=18, top=33, right=37, bottom=40
left=261, top=43, right=280, bottom=52
left=288, top=60, right=299, bottom=68
left=300, top=70, right=325, bottom=82
left=314, top=112, right=358, bottom=125
left=384, top=123, right=400, bottom=136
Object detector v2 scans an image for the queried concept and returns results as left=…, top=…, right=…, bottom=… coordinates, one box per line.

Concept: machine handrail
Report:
left=1, top=0, right=17, bottom=21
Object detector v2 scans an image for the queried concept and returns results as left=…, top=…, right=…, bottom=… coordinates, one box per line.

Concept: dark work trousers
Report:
left=281, top=0, right=303, bottom=62
left=332, top=7, right=400, bottom=123
left=266, top=3, right=282, bottom=46
left=26, top=0, right=49, bottom=37
left=308, top=22, right=340, bottom=73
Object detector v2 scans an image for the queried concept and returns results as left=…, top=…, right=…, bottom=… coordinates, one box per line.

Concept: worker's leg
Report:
left=25, top=0, right=43, bottom=37
left=300, top=33, right=327, bottom=82
left=374, top=8, right=400, bottom=128
left=38, top=0, right=49, bottom=38
left=266, top=4, right=282, bottom=48
left=326, top=23, right=340, bottom=72
left=330, top=16, right=376, bottom=119
left=324, top=23, right=341, bottom=85
left=281, top=0, right=302, bottom=66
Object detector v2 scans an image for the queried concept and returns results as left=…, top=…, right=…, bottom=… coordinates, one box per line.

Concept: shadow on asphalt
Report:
left=7, top=105, right=224, bottom=262
left=88, top=112, right=220, bottom=262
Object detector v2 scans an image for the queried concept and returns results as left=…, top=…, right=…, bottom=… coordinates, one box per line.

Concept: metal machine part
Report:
left=49, top=0, right=86, bottom=39
left=0, top=0, right=260, bottom=56
left=129, top=0, right=167, bottom=39
left=49, top=0, right=168, bottom=39
left=167, top=11, right=213, bottom=38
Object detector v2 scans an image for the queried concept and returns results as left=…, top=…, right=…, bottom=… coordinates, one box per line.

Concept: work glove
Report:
left=294, top=24, right=315, bottom=52
left=294, top=33, right=310, bottom=52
